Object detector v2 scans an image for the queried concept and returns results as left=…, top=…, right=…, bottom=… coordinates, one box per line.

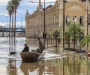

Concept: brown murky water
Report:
left=6, top=53, right=90, bottom=75
left=0, top=38, right=90, bottom=75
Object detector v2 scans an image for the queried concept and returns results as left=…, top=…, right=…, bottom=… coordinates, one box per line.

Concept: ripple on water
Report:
left=43, top=53, right=66, bottom=60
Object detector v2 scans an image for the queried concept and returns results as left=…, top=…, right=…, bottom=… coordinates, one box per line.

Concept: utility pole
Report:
left=43, top=0, right=46, bottom=47
left=87, top=5, right=88, bottom=50
left=63, top=0, right=65, bottom=51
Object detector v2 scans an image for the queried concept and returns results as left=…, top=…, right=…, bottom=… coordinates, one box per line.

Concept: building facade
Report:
left=26, top=0, right=90, bottom=38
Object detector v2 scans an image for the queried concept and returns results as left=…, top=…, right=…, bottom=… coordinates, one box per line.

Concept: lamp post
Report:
left=63, top=0, right=65, bottom=51
left=87, top=5, right=88, bottom=50
left=87, top=5, right=88, bottom=36
left=44, top=0, right=45, bottom=32
left=43, top=0, right=46, bottom=46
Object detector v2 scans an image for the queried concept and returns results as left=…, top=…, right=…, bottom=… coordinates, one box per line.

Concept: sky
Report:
left=0, top=0, right=56, bottom=28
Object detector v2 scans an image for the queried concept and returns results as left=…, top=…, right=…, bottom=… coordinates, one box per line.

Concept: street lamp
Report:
left=63, top=0, right=65, bottom=51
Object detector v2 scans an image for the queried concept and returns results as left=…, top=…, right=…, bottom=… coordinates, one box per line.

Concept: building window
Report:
left=73, top=16, right=77, bottom=22
left=80, top=16, right=84, bottom=26
left=66, top=15, right=69, bottom=25
left=80, top=0, right=86, bottom=3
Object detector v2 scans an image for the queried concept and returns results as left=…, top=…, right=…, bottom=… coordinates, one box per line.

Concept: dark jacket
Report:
left=22, top=46, right=29, bottom=52
left=37, top=39, right=45, bottom=53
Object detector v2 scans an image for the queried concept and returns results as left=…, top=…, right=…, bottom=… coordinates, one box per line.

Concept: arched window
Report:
left=73, top=16, right=77, bottom=22
left=66, top=15, right=69, bottom=24
left=80, top=0, right=86, bottom=2
left=80, top=16, right=84, bottom=26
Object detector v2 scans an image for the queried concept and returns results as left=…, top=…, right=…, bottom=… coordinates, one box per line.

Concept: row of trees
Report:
left=52, top=22, right=90, bottom=51
left=7, top=0, right=21, bottom=45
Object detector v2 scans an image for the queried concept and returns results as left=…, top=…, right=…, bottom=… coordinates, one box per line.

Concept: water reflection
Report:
left=20, top=61, right=45, bottom=75
left=7, top=58, right=17, bottom=75
left=63, top=53, right=89, bottom=75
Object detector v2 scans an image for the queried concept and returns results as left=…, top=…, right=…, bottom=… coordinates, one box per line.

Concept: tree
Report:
left=80, top=35, right=90, bottom=51
left=7, top=0, right=21, bottom=54
left=52, top=28, right=61, bottom=47
left=11, top=0, right=21, bottom=45
left=64, top=30, right=70, bottom=49
left=67, top=22, right=83, bottom=50
left=7, top=1, right=14, bottom=45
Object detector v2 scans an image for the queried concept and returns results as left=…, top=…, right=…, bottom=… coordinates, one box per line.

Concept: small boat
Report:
left=20, top=52, right=45, bottom=62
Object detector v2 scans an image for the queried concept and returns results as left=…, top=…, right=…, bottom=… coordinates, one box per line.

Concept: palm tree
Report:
left=11, top=0, right=21, bottom=45
left=7, top=1, right=14, bottom=45
left=7, top=0, right=21, bottom=54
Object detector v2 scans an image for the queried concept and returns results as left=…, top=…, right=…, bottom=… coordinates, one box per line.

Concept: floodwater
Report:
left=0, top=37, right=90, bottom=75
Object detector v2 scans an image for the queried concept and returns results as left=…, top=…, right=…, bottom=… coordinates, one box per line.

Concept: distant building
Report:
left=0, top=28, right=25, bottom=37
left=26, top=0, right=90, bottom=38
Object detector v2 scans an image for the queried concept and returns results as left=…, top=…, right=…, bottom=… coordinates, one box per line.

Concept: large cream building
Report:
left=25, top=0, right=90, bottom=38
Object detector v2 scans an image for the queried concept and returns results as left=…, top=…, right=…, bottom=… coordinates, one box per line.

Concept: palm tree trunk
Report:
left=9, top=15, right=11, bottom=45
left=14, top=9, right=16, bottom=45
left=11, top=14, right=14, bottom=46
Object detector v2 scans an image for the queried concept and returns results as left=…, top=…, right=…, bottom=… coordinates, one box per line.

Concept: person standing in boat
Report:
left=22, top=44, right=29, bottom=52
left=37, top=38, right=45, bottom=53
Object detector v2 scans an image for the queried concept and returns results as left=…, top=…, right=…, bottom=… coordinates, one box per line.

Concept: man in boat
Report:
left=37, top=38, right=45, bottom=53
left=22, top=44, right=29, bottom=52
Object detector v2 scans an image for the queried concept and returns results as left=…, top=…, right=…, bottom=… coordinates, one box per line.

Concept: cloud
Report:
left=28, top=0, right=56, bottom=2
left=16, top=21, right=25, bottom=27
left=0, top=21, right=25, bottom=28
left=17, top=10, right=26, bottom=14
left=0, top=1, right=10, bottom=17
left=0, top=0, right=10, bottom=3
left=0, top=22, right=7, bottom=27
left=0, top=12, right=8, bottom=16
left=21, top=0, right=56, bottom=6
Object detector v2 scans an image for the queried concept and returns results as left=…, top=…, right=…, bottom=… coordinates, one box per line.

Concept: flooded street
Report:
left=0, top=37, right=90, bottom=75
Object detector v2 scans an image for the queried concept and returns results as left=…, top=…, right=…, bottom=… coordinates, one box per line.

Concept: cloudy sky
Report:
left=0, top=0, right=56, bottom=28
